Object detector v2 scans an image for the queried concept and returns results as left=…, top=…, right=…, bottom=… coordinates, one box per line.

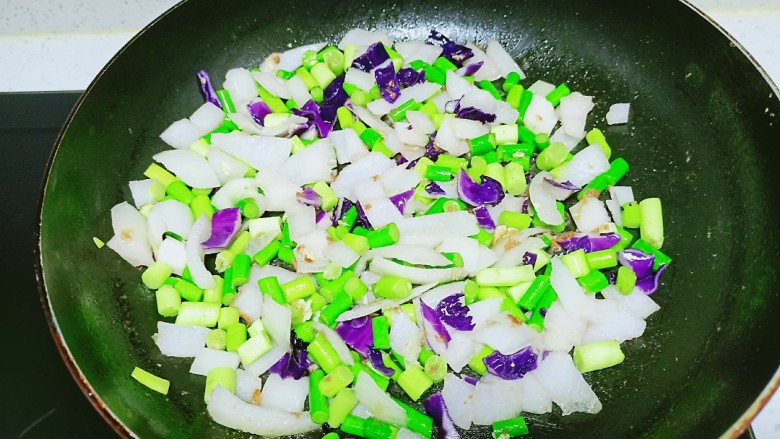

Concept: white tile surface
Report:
left=0, top=0, right=777, bottom=435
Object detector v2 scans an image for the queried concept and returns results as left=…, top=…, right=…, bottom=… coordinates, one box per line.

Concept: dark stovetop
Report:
left=0, top=92, right=115, bottom=438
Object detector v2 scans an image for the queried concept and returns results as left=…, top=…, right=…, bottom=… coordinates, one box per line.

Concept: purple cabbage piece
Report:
left=618, top=248, right=655, bottom=279
left=521, top=198, right=530, bottom=214
left=457, top=170, right=505, bottom=207
left=367, top=348, right=396, bottom=377
left=333, top=199, right=355, bottom=227
left=296, top=187, right=322, bottom=207
left=351, top=43, right=390, bottom=72
left=197, top=70, right=221, bottom=108
left=424, top=392, right=462, bottom=439
left=292, top=100, right=334, bottom=138
left=557, top=234, right=592, bottom=254
left=389, top=189, right=414, bottom=214
left=406, top=157, right=421, bottom=169
left=607, top=271, right=617, bottom=284
left=202, top=207, right=241, bottom=249
left=426, top=30, right=474, bottom=66
left=444, top=99, right=461, bottom=114
left=589, top=233, right=622, bottom=252
left=320, top=74, right=348, bottom=126
left=462, top=376, right=478, bottom=386
left=457, top=61, right=483, bottom=77
left=524, top=172, right=533, bottom=185
left=484, top=346, right=538, bottom=380
left=395, top=155, right=409, bottom=166
left=522, top=251, right=538, bottom=267
left=636, top=264, right=667, bottom=295
left=421, top=300, right=451, bottom=344
left=269, top=351, right=311, bottom=380
left=436, top=293, right=474, bottom=331
left=335, top=316, right=374, bottom=356
left=354, top=201, right=372, bottom=229
left=315, top=209, right=329, bottom=224
left=397, top=67, right=425, bottom=87
left=544, top=177, right=581, bottom=191
left=374, top=62, right=401, bottom=103
left=456, top=106, right=497, bottom=123
left=426, top=181, right=446, bottom=196
left=247, top=100, right=273, bottom=126
left=424, top=136, right=443, bottom=161
left=473, top=205, right=496, bottom=231
left=539, top=308, right=548, bottom=317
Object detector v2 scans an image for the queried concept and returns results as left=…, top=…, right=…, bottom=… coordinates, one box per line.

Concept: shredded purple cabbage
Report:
left=397, top=67, right=425, bottom=87
left=374, top=63, right=401, bottom=103
left=315, top=209, right=329, bottom=224
left=202, top=207, right=241, bottom=249
left=589, top=233, right=621, bottom=251
left=320, top=74, right=348, bottom=124
left=335, top=316, right=374, bottom=356
left=636, top=264, right=667, bottom=295
left=457, top=170, right=505, bottom=207
left=462, top=376, right=478, bottom=386
left=425, top=181, right=446, bottom=196
left=424, top=393, right=462, bottom=439
left=544, top=178, right=581, bottom=191
left=473, top=205, right=496, bottom=231
left=521, top=198, right=530, bottom=214
left=332, top=199, right=354, bottom=227
left=291, top=100, right=334, bottom=138
left=523, top=251, right=538, bottom=267
left=389, top=189, right=414, bottom=214
left=367, top=348, right=396, bottom=376
left=351, top=43, right=390, bottom=72
left=618, top=248, right=655, bottom=279
left=484, top=346, right=538, bottom=380
left=436, top=293, right=474, bottom=331
left=539, top=308, right=548, bottom=317
left=557, top=235, right=592, bottom=254
left=196, top=70, right=221, bottom=108
left=457, top=61, right=483, bottom=77
left=426, top=30, right=474, bottom=66
left=247, top=101, right=273, bottom=126
left=296, top=187, right=322, bottom=207
left=421, top=300, right=451, bottom=344
left=406, top=157, right=420, bottom=169
left=395, top=155, right=409, bottom=166
left=456, top=106, right=497, bottom=123
left=354, top=201, right=372, bottom=229
left=424, top=139, right=444, bottom=162
left=269, top=351, right=311, bottom=380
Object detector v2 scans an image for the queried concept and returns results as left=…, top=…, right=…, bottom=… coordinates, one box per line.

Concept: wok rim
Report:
left=33, top=0, right=779, bottom=437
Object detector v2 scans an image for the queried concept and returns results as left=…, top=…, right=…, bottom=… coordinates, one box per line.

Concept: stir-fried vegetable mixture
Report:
left=108, top=28, right=671, bottom=438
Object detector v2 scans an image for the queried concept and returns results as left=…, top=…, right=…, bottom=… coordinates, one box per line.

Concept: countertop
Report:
left=0, top=0, right=777, bottom=437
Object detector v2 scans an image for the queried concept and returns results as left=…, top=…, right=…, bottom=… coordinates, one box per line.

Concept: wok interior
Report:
left=38, top=0, right=780, bottom=437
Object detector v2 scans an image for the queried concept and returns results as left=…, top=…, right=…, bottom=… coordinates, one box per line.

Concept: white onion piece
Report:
left=285, top=202, right=316, bottom=243
left=459, top=88, right=496, bottom=115
left=389, top=308, right=423, bottom=366
left=251, top=71, right=292, bottom=99
left=494, top=102, right=521, bottom=125
left=189, top=102, right=224, bottom=134
left=186, top=214, right=215, bottom=289
left=550, top=257, right=592, bottom=321
left=255, top=170, right=298, bottom=212
left=405, top=110, right=435, bottom=134
left=190, top=348, right=240, bottom=376
left=338, top=29, right=391, bottom=50
left=434, top=116, right=468, bottom=156
left=471, top=376, right=523, bottom=425
left=154, top=321, right=209, bottom=357
left=356, top=190, right=403, bottom=229
left=558, top=92, right=594, bottom=138
left=207, top=386, right=318, bottom=436
left=153, top=149, right=220, bottom=189
left=465, top=297, right=503, bottom=329
left=160, top=118, right=201, bottom=149
left=395, top=41, right=442, bottom=65
left=419, top=281, right=468, bottom=309
left=207, top=148, right=250, bottom=184
left=528, top=80, right=556, bottom=96
left=262, top=294, right=292, bottom=351
left=570, top=196, right=611, bottom=234
left=601, top=285, right=660, bottom=319
left=493, top=236, right=546, bottom=268
left=370, top=257, right=466, bottom=285
left=235, top=369, right=263, bottom=404
left=276, top=42, right=326, bottom=72
left=605, top=199, right=622, bottom=226
left=228, top=110, right=308, bottom=137
left=261, top=374, right=310, bottom=412
left=397, top=428, right=425, bottom=439
left=294, top=231, right=330, bottom=273
left=244, top=345, right=287, bottom=377
left=156, top=237, right=186, bottom=275
left=437, top=235, right=497, bottom=275
left=470, top=314, right=541, bottom=354
left=211, top=133, right=292, bottom=171
left=609, top=186, right=635, bottom=206
left=523, top=94, right=558, bottom=135
left=285, top=75, right=312, bottom=108
left=541, top=302, right=585, bottom=353
left=106, top=202, right=154, bottom=267
left=607, top=103, right=630, bottom=125
left=534, top=352, right=602, bottom=415
left=251, top=264, right=300, bottom=285
left=146, top=200, right=194, bottom=252
left=331, top=152, right=395, bottom=199
left=445, top=69, right=473, bottom=100
left=581, top=300, right=646, bottom=344
left=442, top=374, right=476, bottom=429
left=396, top=211, right=478, bottom=237
left=345, top=68, right=376, bottom=92
left=211, top=178, right=263, bottom=210
left=551, top=144, right=610, bottom=188
left=528, top=172, right=567, bottom=226
left=429, top=90, right=452, bottom=113
left=367, top=82, right=441, bottom=116
left=351, top=104, right=399, bottom=155
left=232, top=285, right=263, bottom=324
left=367, top=245, right=451, bottom=267
left=486, top=39, right=525, bottom=79
left=325, top=241, right=360, bottom=268
left=425, top=329, right=481, bottom=373
left=329, top=128, right=369, bottom=165
left=549, top=126, right=585, bottom=152
left=128, top=179, right=157, bottom=209
left=336, top=283, right=437, bottom=322
left=395, top=123, right=430, bottom=147
left=451, top=118, right=489, bottom=140
left=464, top=43, right=501, bottom=81
left=282, top=139, right=337, bottom=185
left=312, top=322, right=354, bottom=366
left=354, top=372, right=408, bottom=426
left=516, top=371, right=553, bottom=414
left=379, top=165, right=421, bottom=197
left=223, top=68, right=258, bottom=104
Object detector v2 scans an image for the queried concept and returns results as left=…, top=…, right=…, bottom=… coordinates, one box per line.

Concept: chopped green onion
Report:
left=366, top=223, right=400, bottom=248
left=206, top=328, right=227, bottom=350
left=586, top=127, right=611, bottom=158
left=225, top=322, right=247, bottom=352
left=561, top=249, right=590, bottom=278
left=231, top=253, right=251, bottom=287
left=308, top=332, right=342, bottom=373
left=216, top=89, right=235, bottom=113
left=236, top=329, right=273, bottom=365
left=475, top=266, right=535, bottom=287
left=632, top=238, right=672, bottom=270
left=573, top=340, right=625, bottom=373
left=131, top=366, right=170, bottom=394
left=578, top=269, right=610, bottom=293
left=621, top=201, right=641, bottom=228
left=469, top=133, right=496, bottom=155
left=546, top=83, right=571, bottom=107
left=281, top=276, right=316, bottom=302
left=373, top=276, right=412, bottom=299
left=423, top=354, right=447, bottom=382
left=393, top=398, right=434, bottom=438
left=309, top=369, right=330, bottom=424
left=319, top=364, right=354, bottom=398
left=506, top=84, right=524, bottom=109
left=217, top=306, right=240, bottom=330
left=425, top=165, right=453, bottom=181
left=478, top=80, right=502, bottom=100
left=294, top=321, right=315, bottom=343
left=616, top=266, right=637, bottom=295
left=175, top=301, right=220, bottom=327
left=204, top=367, right=236, bottom=403
left=340, top=415, right=367, bottom=437
left=320, top=292, right=353, bottom=327
left=257, top=276, right=286, bottom=304
left=327, top=388, right=358, bottom=428
left=518, top=275, right=550, bottom=310
left=142, top=261, right=172, bottom=289
left=498, top=211, right=531, bottom=231
left=585, top=249, right=618, bottom=270
left=397, top=365, right=434, bottom=401
left=155, top=285, right=181, bottom=317
left=492, top=415, right=529, bottom=438
left=372, top=316, right=391, bottom=350
left=536, top=141, right=568, bottom=171
left=468, top=345, right=495, bottom=375
left=639, top=198, right=664, bottom=249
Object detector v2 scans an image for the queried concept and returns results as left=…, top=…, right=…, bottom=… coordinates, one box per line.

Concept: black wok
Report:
left=36, top=0, right=780, bottom=437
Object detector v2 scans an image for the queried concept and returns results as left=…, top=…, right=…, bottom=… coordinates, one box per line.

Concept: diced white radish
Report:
left=282, top=139, right=337, bottom=185
left=558, top=92, right=594, bottom=138
left=523, top=94, right=558, bottom=135
left=329, top=128, right=369, bottom=165
left=570, top=196, right=611, bottom=234
left=485, top=40, right=525, bottom=79
left=189, top=102, right=224, bottom=133
left=442, top=374, right=476, bottom=429
left=207, top=386, right=318, bottom=436
left=160, top=118, right=201, bottom=149
left=354, top=372, right=408, bottom=425
left=534, top=352, right=602, bottom=415
left=607, top=103, right=630, bottom=125
left=223, top=68, right=258, bottom=103
left=234, top=369, right=263, bottom=404
left=262, top=294, right=292, bottom=351
left=261, top=374, right=309, bottom=412
left=210, top=133, right=292, bottom=171
left=154, top=321, right=209, bottom=357
left=106, top=202, right=154, bottom=267
left=190, top=348, right=240, bottom=376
